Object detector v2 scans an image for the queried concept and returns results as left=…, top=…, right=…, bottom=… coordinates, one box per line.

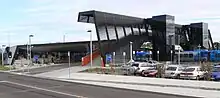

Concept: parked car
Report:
left=180, top=66, right=206, bottom=80
left=121, top=63, right=138, bottom=75
left=146, top=60, right=162, bottom=65
left=211, top=65, right=220, bottom=81
left=141, top=67, right=158, bottom=77
left=164, top=65, right=185, bottom=79
left=134, top=62, right=157, bottom=75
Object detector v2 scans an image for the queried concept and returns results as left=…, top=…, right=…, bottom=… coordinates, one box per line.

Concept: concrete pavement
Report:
left=32, top=65, right=220, bottom=98
left=12, top=63, right=81, bottom=75
left=0, top=72, right=194, bottom=98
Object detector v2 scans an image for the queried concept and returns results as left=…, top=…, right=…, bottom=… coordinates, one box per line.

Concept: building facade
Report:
left=78, top=10, right=214, bottom=62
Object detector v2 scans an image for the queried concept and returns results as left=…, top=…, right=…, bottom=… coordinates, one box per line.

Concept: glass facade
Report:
left=166, top=15, right=175, bottom=46
left=78, top=10, right=214, bottom=62
left=202, top=23, right=209, bottom=48
left=98, top=26, right=108, bottom=40
left=107, top=26, right=117, bottom=40
left=125, top=27, right=132, bottom=36
left=116, top=26, right=125, bottom=38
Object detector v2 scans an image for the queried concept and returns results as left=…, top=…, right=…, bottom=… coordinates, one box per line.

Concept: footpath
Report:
left=34, top=66, right=220, bottom=98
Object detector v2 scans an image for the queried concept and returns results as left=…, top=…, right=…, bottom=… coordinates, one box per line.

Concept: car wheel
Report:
left=176, top=74, right=180, bottom=79
left=196, top=75, right=200, bottom=80
left=134, top=72, right=137, bottom=76
left=141, top=70, right=145, bottom=76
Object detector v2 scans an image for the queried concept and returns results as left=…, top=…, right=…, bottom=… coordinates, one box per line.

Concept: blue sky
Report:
left=0, top=0, right=220, bottom=46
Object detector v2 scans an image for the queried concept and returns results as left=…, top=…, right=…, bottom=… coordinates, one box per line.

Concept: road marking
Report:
left=0, top=81, right=6, bottom=83
left=4, top=81, right=87, bottom=98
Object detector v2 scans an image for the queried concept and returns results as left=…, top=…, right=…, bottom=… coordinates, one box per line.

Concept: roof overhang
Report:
left=78, top=10, right=144, bottom=25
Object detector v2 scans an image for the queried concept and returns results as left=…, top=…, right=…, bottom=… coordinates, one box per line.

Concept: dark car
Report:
left=211, top=65, right=220, bottom=81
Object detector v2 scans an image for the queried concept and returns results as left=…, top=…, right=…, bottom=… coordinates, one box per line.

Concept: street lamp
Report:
left=149, top=51, right=152, bottom=60
left=113, top=52, right=116, bottom=66
left=198, top=44, right=201, bottom=66
left=87, top=30, right=92, bottom=68
left=123, top=52, right=126, bottom=65
left=28, top=35, right=34, bottom=72
left=68, top=51, right=71, bottom=78
left=130, top=42, right=133, bottom=62
left=170, top=50, right=173, bottom=62
left=178, top=47, right=180, bottom=65
left=1, top=45, right=6, bottom=65
left=157, top=50, right=160, bottom=61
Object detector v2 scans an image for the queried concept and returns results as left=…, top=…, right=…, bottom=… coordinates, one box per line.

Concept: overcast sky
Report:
left=0, top=0, right=219, bottom=46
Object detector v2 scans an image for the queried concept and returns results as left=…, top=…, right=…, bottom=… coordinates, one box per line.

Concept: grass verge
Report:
left=0, top=66, right=11, bottom=71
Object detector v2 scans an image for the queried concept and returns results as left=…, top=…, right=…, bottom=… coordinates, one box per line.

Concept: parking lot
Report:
left=101, top=61, right=220, bottom=82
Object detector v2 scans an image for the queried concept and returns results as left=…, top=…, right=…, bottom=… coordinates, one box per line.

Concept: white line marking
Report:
left=0, top=81, right=7, bottom=83
left=4, top=81, right=87, bottom=98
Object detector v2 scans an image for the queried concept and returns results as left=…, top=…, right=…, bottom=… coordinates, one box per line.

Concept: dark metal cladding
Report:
left=77, top=10, right=214, bottom=62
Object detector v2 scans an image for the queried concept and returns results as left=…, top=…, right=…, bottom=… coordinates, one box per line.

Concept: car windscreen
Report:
left=166, top=67, right=177, bottom=71
left=131, top=64, right=139, bottom=67
left=148, top=67, right=157, bottom=70
left=141, top=65, right=155, bottom=67
left=213, top=67, right=220, bottom=72
left=183, top=68, right=195, bottom=72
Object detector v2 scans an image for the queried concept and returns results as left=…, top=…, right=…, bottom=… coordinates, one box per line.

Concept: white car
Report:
left=164, top=65, right=185, bottom=79
left=180, top=66, right=206, bottom=80
left=134, top=62, right=157, bottom=75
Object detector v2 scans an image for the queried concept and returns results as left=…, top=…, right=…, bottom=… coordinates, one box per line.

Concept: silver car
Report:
left=121, top=63, right=138, bottom=75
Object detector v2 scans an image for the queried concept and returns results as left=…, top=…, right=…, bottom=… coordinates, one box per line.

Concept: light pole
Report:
left=28, top=35, right=34, bottom=73
left=1, top=45, right=6, bottom=65
left=87, top=30, right=93, bottom=68
left=178, top=47, right=180, bottom=65
left=198, top=44, right=201, bottom=66
left=170, top=50, right=173, bottom=63
left=157, top=50, right=160, bottom=61
left=123, top=52, right=126, bottom=65
left=68, top=51, right=71, bottom=78
left=130, top=42, right=133, bottom=62
left=113, top=52, right=115, bottom=66
left=149, top=51, right=152, bottom=60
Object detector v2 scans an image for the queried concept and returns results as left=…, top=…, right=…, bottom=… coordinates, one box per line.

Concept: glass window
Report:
left=98, top=26, right=108, bottom=40
left=183, top=68, right=195, bottom=72
left=178, top=67, right=184, bottom=71
left=148, top=67, right=157, bottom=70
left=131, top=64, right=139, bottom=67
left=166, top=67, right=177, bottom=71
left=213, top=67, right=220, bottom=72
left=189, top=54, right=193, bottom=58
left=125, top=27, right=132, bottom=36
left=107, top=26, right=117, bottom=40
left=116, top=26, right=125, bottom=38
left=141, top=65, right=155, bottom=67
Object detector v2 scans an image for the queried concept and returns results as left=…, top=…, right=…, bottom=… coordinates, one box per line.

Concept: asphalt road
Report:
left=0, top=72, right=199, bottom=98
left=13, top=63, right=80, bottom=75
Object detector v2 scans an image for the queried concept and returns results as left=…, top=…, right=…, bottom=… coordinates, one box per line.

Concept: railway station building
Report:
left=3, top=10, right=214, bottom=65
